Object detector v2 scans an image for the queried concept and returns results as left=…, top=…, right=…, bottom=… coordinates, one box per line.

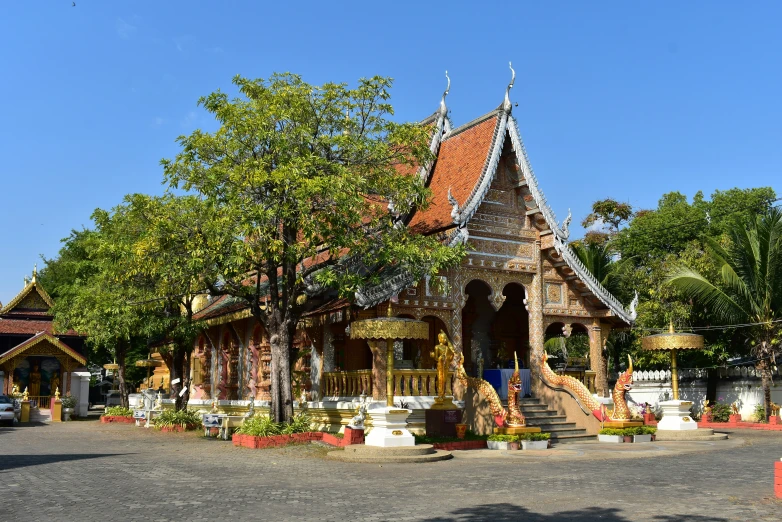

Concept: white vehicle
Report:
left=0, top=395, right=18, bottom=427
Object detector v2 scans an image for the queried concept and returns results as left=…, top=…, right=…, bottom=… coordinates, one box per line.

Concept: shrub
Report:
left=709, top=402, right=732, bottom=423
left=60, top=395, right=78, bottom=409
left=104, top=406, right=133, bottom=417
left=599, top=427, right=655, bottom=436
left=236, top=415, right=280, bottom=437
left=487, top=434, right=519, bottom=442
left=599, top=428, right=625, bottom=436
left=153, top=409, right=202, bottom=429
left=752, top=403, right=767, bottom=423
left=519, top=432, right=550, bottom=441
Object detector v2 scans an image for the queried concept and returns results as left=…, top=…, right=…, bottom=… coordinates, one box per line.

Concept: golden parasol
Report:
left=641, top=321, right=704, bottom=400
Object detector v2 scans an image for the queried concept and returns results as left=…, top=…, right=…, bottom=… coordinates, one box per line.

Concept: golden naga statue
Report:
left=431, top=330, right=456, bottom=408
left=506, top=352, right=526, bottom=426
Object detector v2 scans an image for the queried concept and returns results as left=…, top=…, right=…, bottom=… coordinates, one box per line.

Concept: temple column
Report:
left=322, top=327, right=335, bottom=373
left=309, top=340, right=321, bottom=401
left=0, top=371, right=4, bottom=395
left=368, top=340, right=387, bottom=402
left=589, top=319, right=609, bottom=397
left=528, top=239, right=545, bottom=381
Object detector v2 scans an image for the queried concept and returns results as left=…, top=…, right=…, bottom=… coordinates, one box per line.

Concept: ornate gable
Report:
left=0, top=269, right=54, bottom=317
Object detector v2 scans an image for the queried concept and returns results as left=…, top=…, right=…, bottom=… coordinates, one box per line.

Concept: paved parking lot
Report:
left=2, top=420, right=780, bottom=521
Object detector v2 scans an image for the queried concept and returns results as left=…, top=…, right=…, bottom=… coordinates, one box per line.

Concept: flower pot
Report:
left=597, top=434, right=623, bottom=443
left=622, top=435, right=633, bottom=443
left=508, top=442, right=520, bottom=451
left=521, top=440, right=548, bottom=450
left=486, top=440, right=510, bottom=450
left=455, top=423, right=468, bottom=439
left=63, top=407, right=74, bottom=422
left=633, top=434, right=652, bottom=443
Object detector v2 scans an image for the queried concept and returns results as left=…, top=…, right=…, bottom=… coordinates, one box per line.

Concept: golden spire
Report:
left=668, top=319, right=675, bottom=334
left=32, top=264, right=37, bottom=283
left=514, top=350, right=519, bottom=372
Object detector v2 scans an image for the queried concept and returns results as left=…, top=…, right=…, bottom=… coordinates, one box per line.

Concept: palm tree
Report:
left=570, top=242, right=621, bottom=295
left=667, top=208, right=782, bottom=420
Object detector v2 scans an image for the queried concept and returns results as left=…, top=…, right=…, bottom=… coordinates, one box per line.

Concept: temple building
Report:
left=186, top=69, right=636, bottom=436
left=0, top=268, right=88, bottom=417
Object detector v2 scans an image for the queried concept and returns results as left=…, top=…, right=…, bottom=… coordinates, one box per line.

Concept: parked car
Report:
left=0, top=395, right=18, bottom=426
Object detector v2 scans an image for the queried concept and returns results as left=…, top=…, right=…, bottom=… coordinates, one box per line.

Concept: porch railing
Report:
left=323, top=370, right=373, bottom=397
left=28, top=396, right=52, bottom=409
left=322, top=370, right=456, bottom=398
left=556, top=369, right=596, bottom=394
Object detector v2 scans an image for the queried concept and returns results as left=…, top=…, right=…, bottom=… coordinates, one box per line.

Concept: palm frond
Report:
left=667, top=266, right=748, bottom=324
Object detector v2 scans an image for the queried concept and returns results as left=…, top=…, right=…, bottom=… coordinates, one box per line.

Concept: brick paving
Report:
left=2, top=420, right=781, bottom=521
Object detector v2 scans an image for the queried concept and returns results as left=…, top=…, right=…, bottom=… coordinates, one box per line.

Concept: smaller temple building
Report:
left=0, top=268, right=89, bottom=417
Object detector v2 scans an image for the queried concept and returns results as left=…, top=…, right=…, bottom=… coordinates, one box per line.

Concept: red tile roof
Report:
left=0, top=318, right=78, bottom=336
left=409, top=112, right=500, bottom=234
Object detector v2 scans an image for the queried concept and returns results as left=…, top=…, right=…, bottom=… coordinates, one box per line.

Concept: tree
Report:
left=580, top=198, right=633, bottom=247
left=106, top=193, right=220, bottom=410
left=668, top=208, right=782, bottom=419
left=162, top=73, right=465, bottom=423
left=48, top=228, right=152, bottom=408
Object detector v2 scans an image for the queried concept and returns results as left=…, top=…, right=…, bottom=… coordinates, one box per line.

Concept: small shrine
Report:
left=0, top=267, right=88, bottom=418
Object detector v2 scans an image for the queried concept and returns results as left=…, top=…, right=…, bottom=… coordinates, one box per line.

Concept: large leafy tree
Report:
left=162, top=73, right=464, bottom=423
left=94, top=194, right=220, bottom=410
left=668, top=208, right=782, bottom=419
left=47, top=227, right=153, bottom=408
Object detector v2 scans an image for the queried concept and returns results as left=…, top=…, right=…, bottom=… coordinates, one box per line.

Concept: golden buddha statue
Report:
left=430, top=330, right=455, bottom=409
left=49, top=371, right=60, bottom=396
left=29, top=365, right=41, bottom=397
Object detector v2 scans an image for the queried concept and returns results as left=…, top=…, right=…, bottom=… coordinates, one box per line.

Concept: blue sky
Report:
left=0, top=1, right=780, bottom=303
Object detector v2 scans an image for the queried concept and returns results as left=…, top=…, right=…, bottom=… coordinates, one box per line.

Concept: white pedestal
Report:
left=657, top=400, right=698, bottom=431
left=364, top=406, right=415, bottom=447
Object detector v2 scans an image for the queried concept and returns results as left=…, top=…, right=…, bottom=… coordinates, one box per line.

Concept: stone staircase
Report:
left=29, top=408, right=51, bottom=423
left=517, top=398, right=594, bottom=443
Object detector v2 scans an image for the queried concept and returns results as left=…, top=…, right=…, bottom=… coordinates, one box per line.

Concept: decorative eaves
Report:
left=0, top=331, right=86, bottom=366
left=553, top=235, right=638, bottom=324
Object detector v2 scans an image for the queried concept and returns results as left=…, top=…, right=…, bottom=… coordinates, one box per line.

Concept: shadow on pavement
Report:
left=420, top=503, right=729, bottom=522
left=0, top=453, right=131, bottom=472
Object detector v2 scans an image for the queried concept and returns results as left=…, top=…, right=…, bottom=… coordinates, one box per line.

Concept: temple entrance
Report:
left=461, top=280, right=530, bottom=375
left=12, top=356, right=61, bottom=408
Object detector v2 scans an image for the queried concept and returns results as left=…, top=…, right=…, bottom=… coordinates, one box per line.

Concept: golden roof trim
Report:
left=0, top=332, right=86, bottom=366
left=0, top=279, right=55, bottom=315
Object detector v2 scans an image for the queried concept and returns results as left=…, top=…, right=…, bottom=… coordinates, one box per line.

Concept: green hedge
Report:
left=599, top=426, right=656, bottom=436
left=234, top=412, right=313, bottom=437
left=103, top=406, right=133, bottom=418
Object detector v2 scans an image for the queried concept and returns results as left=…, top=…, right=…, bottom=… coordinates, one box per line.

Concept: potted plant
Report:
left=633, top=426, right=655, bottom=443
left=520, top=432, right=550, bottom=450
left=60, top=394, right=77, bottom=421
left=487, top=434, right=518, bottom=450
left=598, top=428, right=624, bottom=443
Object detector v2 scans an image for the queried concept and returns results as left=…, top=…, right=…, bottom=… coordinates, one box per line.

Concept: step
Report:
left=521, top=412, right=565, bottom=419
left=550, top=434, right=597, bottom=443
left=517, top=405, right=550, bottom=412
left=327, top=444, right=453, bottom=463
left=525, top=421, right=578, bottom=429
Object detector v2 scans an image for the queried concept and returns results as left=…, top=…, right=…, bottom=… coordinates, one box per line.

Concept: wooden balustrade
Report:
left=322, top=369, right=455, bottom=398
left=28, top=396, right=52, bottom=409
left=322, top=370, right=372, bottom=397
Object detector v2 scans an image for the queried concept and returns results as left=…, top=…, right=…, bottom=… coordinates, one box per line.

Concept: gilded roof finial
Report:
left=503, top=61, right=516, bottom=113
left=440, top=70, right=450, bottom=116
left=32, top=263, right=38, bottom=283
left=668, top=319, right=675, bottom=334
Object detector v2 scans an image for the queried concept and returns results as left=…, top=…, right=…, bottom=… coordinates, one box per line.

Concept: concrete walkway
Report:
left=2, top=420, right=780, bottom=521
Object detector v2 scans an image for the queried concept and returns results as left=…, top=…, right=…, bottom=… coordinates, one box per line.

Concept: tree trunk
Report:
left=758, top=357, right=772, bottom=421
left=116, top=340, right=129, bottom=408
left=269, top=323, right=295, bottom=423
left=171, top=345, right=191, bottom=411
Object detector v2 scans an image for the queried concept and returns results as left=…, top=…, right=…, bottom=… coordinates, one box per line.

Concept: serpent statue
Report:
left=506, top=351, right=526, bottom=426
left=449, top=332, right=508, bottom=427
left=609, top=356, right=634, bottom=421
left=541, top=351, right=606, bottom=421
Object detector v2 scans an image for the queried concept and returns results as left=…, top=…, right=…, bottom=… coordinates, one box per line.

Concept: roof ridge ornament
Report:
left=447, top=187, right=461, bottom=222
left=503, top=61, right=515, bottom=113
left=560, top=209, right=572, bottom=239
left=440, top=70, right=450, bottom=116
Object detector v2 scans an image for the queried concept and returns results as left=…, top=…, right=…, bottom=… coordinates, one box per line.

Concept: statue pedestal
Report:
left=431, top=396, right=456, bottom=410
left=51, top=399, right=62, bottom=422
left=493, top=426, right=541, bottom=435
left=603, top=420, right=643, bottom=429
left=365, top=407, right=415, bottom=447
left=425, top=408, right=461, bottom=438
left=657, top=400, right=697, bottom=431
